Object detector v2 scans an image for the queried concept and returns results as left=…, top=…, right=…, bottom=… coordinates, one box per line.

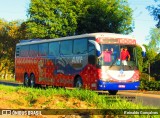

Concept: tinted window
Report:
left=60, top=40, right=72, bottom=55
left=88, top=41, right=96, bottom=65
left=49, top=42, right=59, bottom=56
left=73, top=38, right=87, bottom=54
left=39, top=43, right=48, bottom=56
left=20, top=45, right=29, bottom=57
left=29, top=44, right=38, bottom=57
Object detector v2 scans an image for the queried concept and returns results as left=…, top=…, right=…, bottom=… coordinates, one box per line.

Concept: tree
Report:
left=147, top=28, right=160, bottom=52
left=76, top=0, right=133, bottom=34
left=136, top=46, right=143, bottom=72
left=0, top=19, right=24, bottom=77
left=26, top=0, right=134, bottom=39
left=149, top=52, right=160, bottom=81
left=26, top=0, right=81, bottom=39
left=147, top=0, right=160, bottom=28
left=142, top=45, right=157, bottom=73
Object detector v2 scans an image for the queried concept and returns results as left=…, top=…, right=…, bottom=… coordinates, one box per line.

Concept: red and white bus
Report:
left=15, top=33, right=144, bottom=94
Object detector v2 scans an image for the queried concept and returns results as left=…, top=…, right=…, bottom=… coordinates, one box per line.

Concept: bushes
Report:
left=139, top=73, right=160, bottom=91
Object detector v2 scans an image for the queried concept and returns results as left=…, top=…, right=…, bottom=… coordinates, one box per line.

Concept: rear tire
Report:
left=74, top=77, right=83, bottom=88
left=108, top=90, right=118, bottom=95
left=24, top=74, right=29, bottom=87
left=30, top=74, right=36, bottom=87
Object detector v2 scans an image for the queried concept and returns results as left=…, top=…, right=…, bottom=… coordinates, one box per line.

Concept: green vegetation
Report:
left=147, top=0, right=160, bottom=28
left=139, top=39, right=160, bottom=84
left=147, top=28, right=160, bottom=52
left=0, top=20, right=25, bottom=78
left=136, top=46, right=143, bottom=72
left=139, top=78, right=160, bottom=91
left=0, top=85, right=159, bottom=117
left=26, top=0, right=133, bottom=39
left=139, top=73, right=160, bottom=91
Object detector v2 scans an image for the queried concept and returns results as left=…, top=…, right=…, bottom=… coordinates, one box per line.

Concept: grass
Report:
left=0, top=85, right=159, bottom=118
left=0, top=77, right=15, bottom=82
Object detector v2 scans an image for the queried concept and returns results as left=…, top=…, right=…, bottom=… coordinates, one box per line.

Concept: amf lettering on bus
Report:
left=72, top=56, right=83, bottom=64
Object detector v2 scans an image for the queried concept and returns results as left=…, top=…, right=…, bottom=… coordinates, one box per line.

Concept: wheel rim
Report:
left=76, top=81, right=81, bottom=88
left=75, top=78, right=82, bottom=88
left=24, top=75, right=29, bottom=87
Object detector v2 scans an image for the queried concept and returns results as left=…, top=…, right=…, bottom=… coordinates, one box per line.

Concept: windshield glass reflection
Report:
left=98, top=44, right=138, bottom=70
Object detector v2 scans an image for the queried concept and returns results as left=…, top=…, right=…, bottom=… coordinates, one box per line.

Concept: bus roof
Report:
left=16, top=32, right=136, bottom=46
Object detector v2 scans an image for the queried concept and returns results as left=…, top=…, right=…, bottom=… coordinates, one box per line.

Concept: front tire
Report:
left=108, top=90, right=118, bottom=95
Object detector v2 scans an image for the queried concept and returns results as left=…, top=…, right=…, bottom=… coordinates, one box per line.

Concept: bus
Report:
left=15, top=33, right=144, bottom=95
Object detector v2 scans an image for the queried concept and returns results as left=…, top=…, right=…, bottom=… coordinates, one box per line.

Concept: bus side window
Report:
left=39, top=43, right=48, bottom=56
left=29, top=44, right=38, bottom=57
left=16, top=46, right=20, bottom=57
left=60, top=40, right=72, bottom=55
left=49, top=42, right=60, bottom=56
left=88, top=41, right=96, bottom=65
left=73, top=38, right=87, bottom=54
left=20, top=45, right=29, bottom=57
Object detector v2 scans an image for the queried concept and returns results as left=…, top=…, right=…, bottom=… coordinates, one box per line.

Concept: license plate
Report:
left=118, top=85, right=125, bottom=88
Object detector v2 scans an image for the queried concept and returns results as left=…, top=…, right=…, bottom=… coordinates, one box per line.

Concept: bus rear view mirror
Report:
left=89, top=40, right=101, bottom=56
left=142, top=51, right=146, bottom=57
left=140, top=45, right=146, bottom=57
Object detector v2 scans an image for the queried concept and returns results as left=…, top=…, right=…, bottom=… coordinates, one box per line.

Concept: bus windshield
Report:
left=98, top=44, right=138, bottom=70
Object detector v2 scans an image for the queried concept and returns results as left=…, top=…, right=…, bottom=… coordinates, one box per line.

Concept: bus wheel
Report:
left=74, top=77, right=83, bottom=88
left=108, top=90, right=118, bottom=95
left=30, top=74, right=36, bottom=87
left=24, top=74, right=29, bottom=87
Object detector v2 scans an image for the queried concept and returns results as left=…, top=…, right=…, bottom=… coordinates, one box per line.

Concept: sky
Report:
left=128, top=0, right=157, bottom=45
left=0, top=0, right=158, bottom=45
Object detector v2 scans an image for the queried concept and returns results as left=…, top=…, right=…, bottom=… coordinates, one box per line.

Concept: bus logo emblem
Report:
left=118, top=69, right=125, bottom=77
left=120, top=69, right=124, bottom=74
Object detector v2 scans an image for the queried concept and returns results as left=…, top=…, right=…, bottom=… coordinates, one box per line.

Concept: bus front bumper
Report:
left=97, top=80, right=140, bottom=90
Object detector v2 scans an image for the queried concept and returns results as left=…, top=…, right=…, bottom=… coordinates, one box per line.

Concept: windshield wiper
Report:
left=109, top=59, right=117, bottom=68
